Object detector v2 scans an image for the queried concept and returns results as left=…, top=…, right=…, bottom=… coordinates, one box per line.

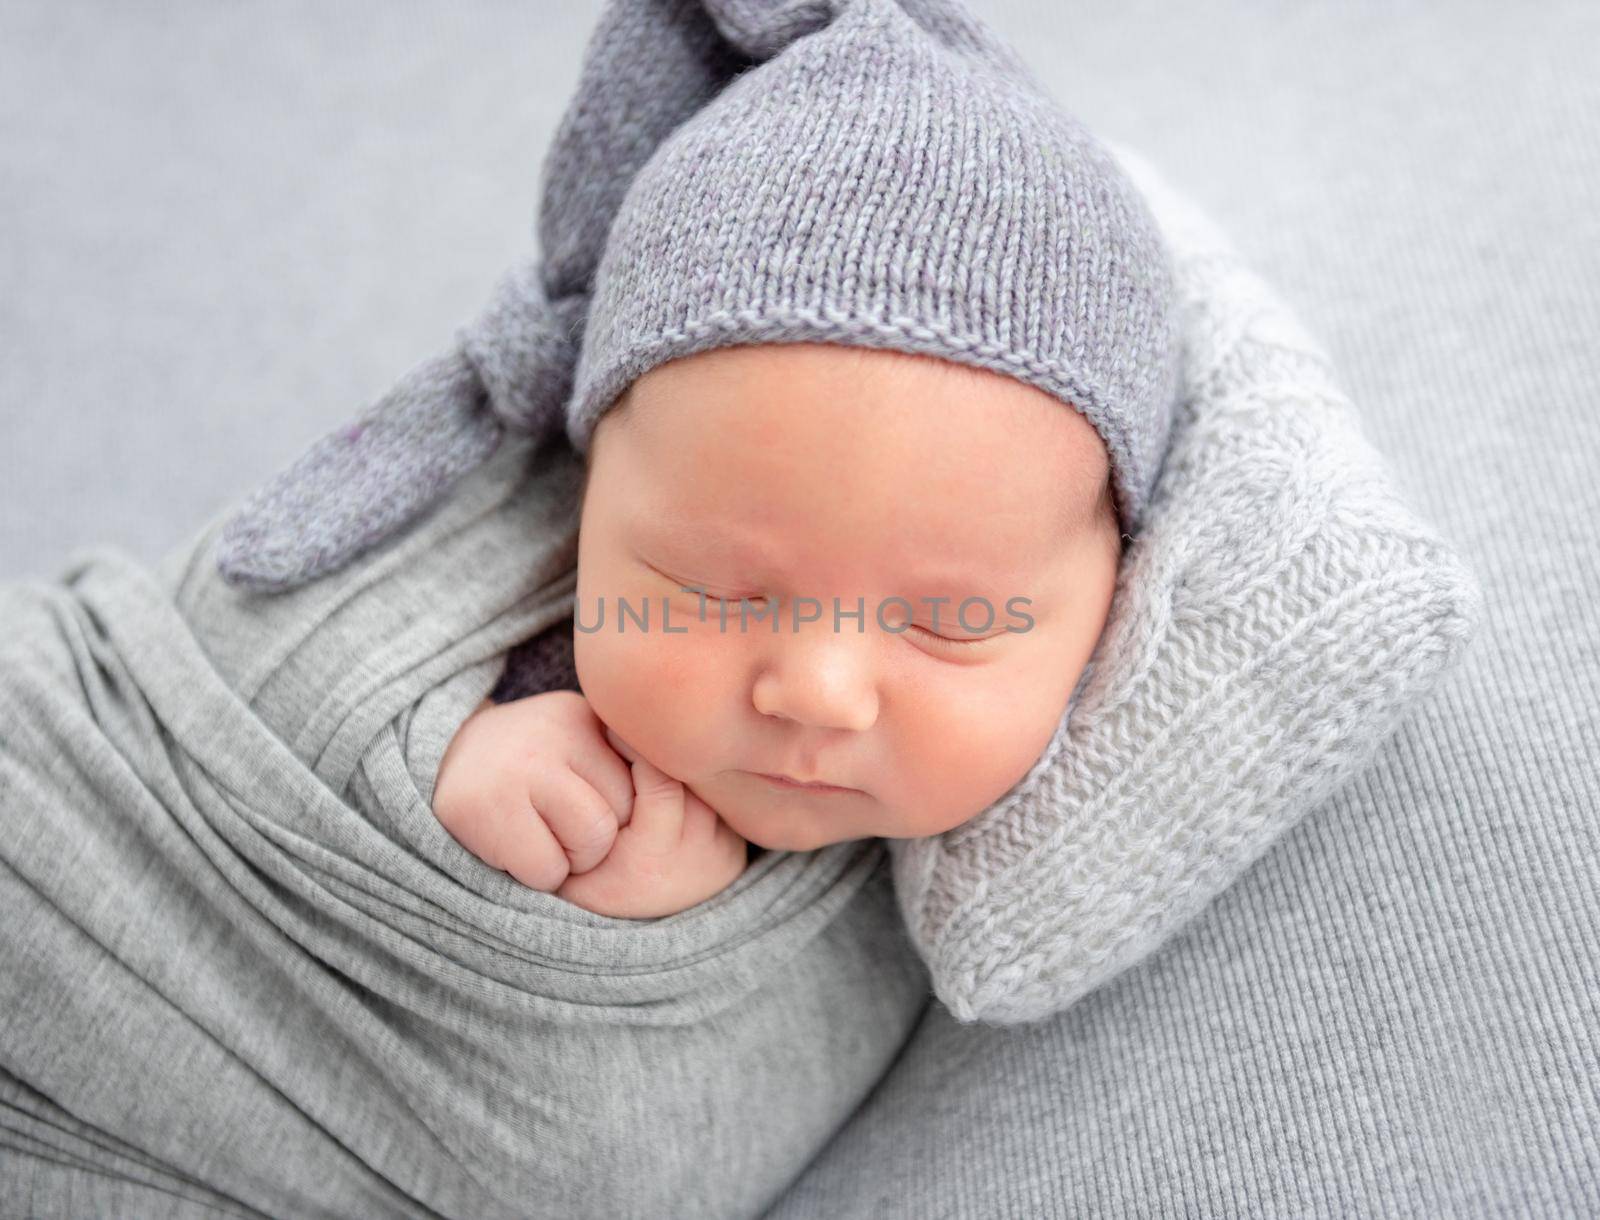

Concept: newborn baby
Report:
left=432, top=339, right=1124, bottom=918
left=214, top=0, right=1179, bottom=930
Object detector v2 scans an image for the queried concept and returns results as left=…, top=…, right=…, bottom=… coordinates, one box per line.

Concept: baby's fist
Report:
left=432, top=690, right=635, bottom=891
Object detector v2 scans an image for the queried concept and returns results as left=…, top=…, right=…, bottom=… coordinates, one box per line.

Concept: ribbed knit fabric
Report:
left=210, top=0, right=1180, bottom=593
left=0, top=436, right=930, bottom=1220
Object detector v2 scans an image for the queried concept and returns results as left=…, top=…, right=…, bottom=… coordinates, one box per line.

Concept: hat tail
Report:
left=213, top=348, right=503, bottom=594
left=214, top=249, right=586, bottom=592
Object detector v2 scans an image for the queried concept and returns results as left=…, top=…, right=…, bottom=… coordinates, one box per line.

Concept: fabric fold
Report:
left=1, top=429, right=931, bottom=1218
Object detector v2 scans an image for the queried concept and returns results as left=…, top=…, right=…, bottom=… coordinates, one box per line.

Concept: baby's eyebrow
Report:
left=635, top=515, right=770, bottom=569
left=883, top=561, right=1021, bottom=598
left=640, top=522, right=1031, bottom=600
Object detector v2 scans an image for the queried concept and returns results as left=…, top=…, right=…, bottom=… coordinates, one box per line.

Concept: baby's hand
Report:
left=554, top=727, right=750, bottom=919
left=433, top=690, right=636, bottom=889
left=432, top=692, right=749, bottom=918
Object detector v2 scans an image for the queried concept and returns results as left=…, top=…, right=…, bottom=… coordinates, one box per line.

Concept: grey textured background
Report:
left=4, top=2, right=1599, bottom=1216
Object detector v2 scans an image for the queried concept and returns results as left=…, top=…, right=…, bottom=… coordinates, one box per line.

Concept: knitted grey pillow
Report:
left=886, top=142, right=1483, bottom=1025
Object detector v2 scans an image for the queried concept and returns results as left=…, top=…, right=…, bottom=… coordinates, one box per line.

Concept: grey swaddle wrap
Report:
left=0, top=432, right=931, bottom=1219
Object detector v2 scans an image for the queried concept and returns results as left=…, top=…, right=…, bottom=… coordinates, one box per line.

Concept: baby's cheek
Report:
left=576, top=628, right=722, bottom=767
left=885, top=673, right=1061, bottom=835
left=573, top=629, right=647, bottom=733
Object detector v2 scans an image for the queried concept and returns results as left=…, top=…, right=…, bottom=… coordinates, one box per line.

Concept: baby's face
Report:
left=572, top=341, right=1122, bottom=853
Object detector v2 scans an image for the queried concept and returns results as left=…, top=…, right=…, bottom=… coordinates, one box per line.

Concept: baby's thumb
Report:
left=606, top=730, right=684, bottom=855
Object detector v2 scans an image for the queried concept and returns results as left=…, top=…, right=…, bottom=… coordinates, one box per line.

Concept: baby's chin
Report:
left=690, top=770, right=995, bottom=851
left=689, top=774, right=877, bottom=853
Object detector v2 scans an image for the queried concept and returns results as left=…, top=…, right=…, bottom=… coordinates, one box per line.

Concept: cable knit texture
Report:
left=212, top=0, right=1180, bottom=593
left=885, top=141, right=1483, bottom=1025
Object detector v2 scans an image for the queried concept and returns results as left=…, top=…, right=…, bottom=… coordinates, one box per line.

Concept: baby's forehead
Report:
left=615, top=343, right=1106, bottom=460
left=590, top=341, right=1114, bottom=540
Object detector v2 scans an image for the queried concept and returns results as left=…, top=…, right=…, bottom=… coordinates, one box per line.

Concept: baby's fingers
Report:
left=527, top=766, right=623, bottom=875
left=479, top=800, right=571, bottom=893
left=566, top=737, right=636, bottom=829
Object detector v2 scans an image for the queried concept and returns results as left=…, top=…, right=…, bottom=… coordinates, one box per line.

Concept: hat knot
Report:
left=456, top=253, right=584, bottom=441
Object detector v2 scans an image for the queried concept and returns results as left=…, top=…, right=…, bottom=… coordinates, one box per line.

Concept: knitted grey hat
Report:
left=216, top=0, right=1182, bottom=593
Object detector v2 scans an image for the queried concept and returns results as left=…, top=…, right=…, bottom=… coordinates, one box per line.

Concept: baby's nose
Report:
left=749, top=622, right=879, bottom=732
